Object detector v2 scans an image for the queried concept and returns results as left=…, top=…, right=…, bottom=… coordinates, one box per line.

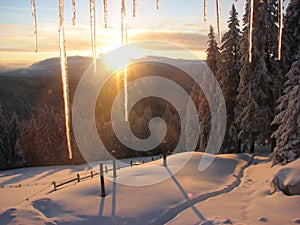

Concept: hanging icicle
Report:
left=123, top=67, right=128, bottom=121
left=121, top=0, right=126, bottom=18
left=216, top=0, right=221, bottom=43
left=121, top=0, right=126, bottom=45
left=103, top=0, right=108, bottom=28
left=31, top=0, right=38, bottom=52
left=125, top=24, right=128, bottom=45
left=90, top=0, right=97, bottom=72
left=204, top=0, right=207, bottom=22
left=248, top=0, right=254, bottom=63
left=72, top=0, right=76, bottom=25
left=133, top=0, right=137, bottom=17
left=124, top=26, right=128, bottom=122
left=156, top=0, right=159, bottom=10
left=121, top=0, right=129, bottom=121
left=59, top=0, right=73, bottom=159
left=278, top=0, right=283, bottom=60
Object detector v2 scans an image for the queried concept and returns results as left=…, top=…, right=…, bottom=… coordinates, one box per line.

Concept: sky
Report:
left=0, top=0, right=290, bottom=66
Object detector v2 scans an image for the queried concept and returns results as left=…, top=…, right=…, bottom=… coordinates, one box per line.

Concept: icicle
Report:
left=278, top=0, right=283, bottom=60
left=125, top=24, right=128, bottom=45
left=133, top=0, right=137, bottom=17
left=59, top=0, right=72, bottom=159
left=204, top=0, right=207, bottom=22
left=248, top=0, right=254, bottom=63
left=121, top=0, right=126, bottom=45
left=103, top=0, right=108, bottom=28
left=121, top=0, right=129, bottom=121
left=122, top=0, right=126, bottom=17
left=124, top=67, right=128, bottom=122
left=124, top=26, right=128, bottom=122
left=156, top=0, right=159, bottom=10
left=72, top=0, right=76, bottom=25
left=31, top=0, right=38, bottom=52
left=216, top=0, right=221, bottom=43
left=90, top=0, right=97, bottom=72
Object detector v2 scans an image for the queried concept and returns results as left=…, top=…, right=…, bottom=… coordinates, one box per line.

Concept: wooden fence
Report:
left=50, top=155, right=164, bottom=193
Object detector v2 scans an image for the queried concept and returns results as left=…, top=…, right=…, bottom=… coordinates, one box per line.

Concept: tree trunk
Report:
left=235, top=139, right=241, bottom=153
left=250, top=140, right=255, bottom=153
left=271, top=138, right=276, bottom=152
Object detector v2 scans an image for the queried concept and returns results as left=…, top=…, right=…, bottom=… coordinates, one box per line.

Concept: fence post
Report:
left=77, top=173, right=80, bottom=182
left=100, top=163, right=106, bottom=197
left=113, top=159, right=117, bottom=178
left=130, top=160, right=133, bottom=167
left=52, top=181, right=57, bottom=191
left=91, top=171, right=94, bottom=179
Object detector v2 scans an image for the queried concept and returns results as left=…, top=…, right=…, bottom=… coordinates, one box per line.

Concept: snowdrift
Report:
left=271, top=158, right=300, bottom=195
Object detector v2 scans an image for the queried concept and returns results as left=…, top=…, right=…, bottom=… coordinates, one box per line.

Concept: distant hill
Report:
left=0, top=56, right=92, bottom=120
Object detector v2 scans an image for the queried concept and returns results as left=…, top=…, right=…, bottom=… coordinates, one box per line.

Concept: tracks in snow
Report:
left=150, top=154, right=255, bottom=225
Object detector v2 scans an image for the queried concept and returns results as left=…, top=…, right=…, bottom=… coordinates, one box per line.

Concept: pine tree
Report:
left=8, top=111, right=26, bottom=168
left=206, top=25, right=220, bottom=74
left=272, top=51, right=300, bottom=164
left=0, top=109, right=26, bottom=170
left=283, top=0, right=300, bottom=67
left=22, top=105, right=69, bottom=166
left=237, top=0, right=280, bottom=153
left=192, top=26, right=221, bottom=152
left=217, top=4, right=241, bottom=153
left=271, top=0, right=300, bottom=164
left=0, top=106, right=9, bottom=170
left=188, top=79, right=213, bottom=152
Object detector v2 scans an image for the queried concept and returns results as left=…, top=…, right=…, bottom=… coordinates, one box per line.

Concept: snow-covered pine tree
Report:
left=8, top=111, right=26, bottom=168
left=237, top=0, right=280, bottom=153
left=22, top=105, right=69, bottom=166
left=162, top=103, right=180, bottom=152
left=186, top=80, right=211, bottom=152
left=0, top=105, right=9, bottom=170
left=271, top=0, right=300, bottom=164
left=272, top=51, right=300, bottom=164
left=0, top=109, right=26, bottom=170
left=217, top=4, right=241, bottom=153
left=265, top=0, right=287, bottom=151
left=283, top=0, right=300, bottom=67
left=185, top=84, right=200, bottom=151
left=193, top=26, right=221, bottom=151
left=206, top=25, right=220, bottom=75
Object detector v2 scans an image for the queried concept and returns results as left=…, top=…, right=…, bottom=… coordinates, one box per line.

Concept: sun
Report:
left=102, top=45, right=147, bottom=71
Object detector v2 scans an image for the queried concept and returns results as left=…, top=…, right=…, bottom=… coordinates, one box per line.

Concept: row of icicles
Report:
left=30, top=0, right=284, bottom=159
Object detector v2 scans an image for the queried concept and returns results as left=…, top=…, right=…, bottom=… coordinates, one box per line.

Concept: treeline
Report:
left=194, top=0, right=299, bottom=164
left=0, top=57, right=92, bottom=170
left=0, top=104, right=85, bottom=170
left=0, top=107, right=25, bottom=170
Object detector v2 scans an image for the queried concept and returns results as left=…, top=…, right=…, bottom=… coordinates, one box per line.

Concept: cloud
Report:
left=0, top=22, right=208, bottom=63
left=130, top=30, right=208, bottom=51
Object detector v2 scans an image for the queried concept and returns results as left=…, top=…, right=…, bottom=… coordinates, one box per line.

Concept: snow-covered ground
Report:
left=0, top=152, right=299, bottom=225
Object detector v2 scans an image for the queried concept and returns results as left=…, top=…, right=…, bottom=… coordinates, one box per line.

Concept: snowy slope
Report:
left=167, top=155, right=300, bottom=225
left=0, top=152, right=299, bottom=225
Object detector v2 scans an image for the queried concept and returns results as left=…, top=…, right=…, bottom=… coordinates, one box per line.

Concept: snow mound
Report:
left=270, top=158, right=300, bottom=195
